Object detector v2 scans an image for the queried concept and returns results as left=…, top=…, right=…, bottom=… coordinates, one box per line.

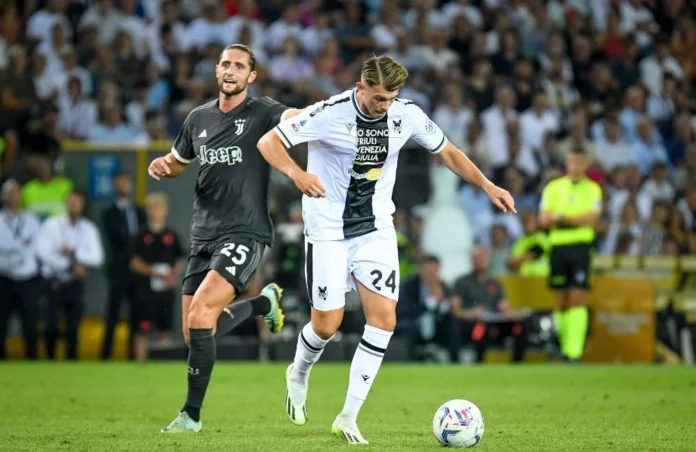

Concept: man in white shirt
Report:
left=640, top=39, right=684, bottom=97
left=0, top=180, right=42, bottom=360
left=26, top=0, right=72, bottom=45
left=482, top=86, right=518, bottom=175
left=519, top=92, right=560, bottom=153
left=37, top=191, right=104, bottom=360
left=257, top=56, right=515, bottom=444
left=595, top=119, right=635, bottom=171
left=432, top=84, right=473, bottom=150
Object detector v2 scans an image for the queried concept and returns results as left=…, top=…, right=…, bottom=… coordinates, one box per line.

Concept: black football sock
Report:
left=182, top=328, right=215, bottom=422
left=215, top=295, right=272, bottom=337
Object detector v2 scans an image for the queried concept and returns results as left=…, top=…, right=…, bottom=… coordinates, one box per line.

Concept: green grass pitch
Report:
left=0, top=363, right=694, bottom=451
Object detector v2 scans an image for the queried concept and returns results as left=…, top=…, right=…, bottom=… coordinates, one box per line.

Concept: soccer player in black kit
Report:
left=148, top=44, right=308, bottom=433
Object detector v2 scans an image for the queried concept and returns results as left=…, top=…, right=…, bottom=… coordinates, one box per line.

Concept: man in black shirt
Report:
left=130, top=193, right=184, bottom=362
left=148, top=44, right=304, bottom=433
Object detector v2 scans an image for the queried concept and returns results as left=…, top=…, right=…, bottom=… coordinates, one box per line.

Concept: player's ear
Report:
left=356, top=81, right=363, bottom=91
left=248, top=70, right=257, bottom=84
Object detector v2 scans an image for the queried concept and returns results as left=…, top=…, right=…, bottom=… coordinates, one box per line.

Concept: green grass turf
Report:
left=0, top=363, right=694, bottom=451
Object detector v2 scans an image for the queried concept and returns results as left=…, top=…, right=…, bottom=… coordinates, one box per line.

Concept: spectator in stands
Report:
left=432, top=83, right=473, bottom=151
left=647, top=74, right=677, bottom=136
left=557, top=115, right=597, bottom=165
left=397, top=255, right=453, bottom=362
left=26, top=0, right=72, bottom=46
left=509, top=210, right=550, bottom=277
left=595, top=119, right=635, bottom=172
left=666, top=116, right=693, bottom=168
left=676, top=182, right=696, bottom=232
left=520, top=92, right=560, bottom=156
left=639, top=162, right=675, bottom=208
left=667, top=208, right=695, bottom=255
left=673, top=145, right=696, bottom=191
left=639, top=37, right=684, bottom=97
left=86, top=104, right=139, bottom=143
left=0, top=45, right=35, bottom=135
left=0, top=179, right=41, bottom=360
left=269, top=37, right=314, bottom=84
left=601, top=202, right=642, bottom=255
left=451, top=247, right=528, bottom=363
left=101, top=172, right=145, bottom=360
left=482, top=86, right=518, bottom=180
left=37, top=191, right=104, bottom=360
left=640, top=201, right=671, bottom=256
left=633, top=118, right=670, bottom=175
left=78, top=0, right=124, bottom=47
left=130, top=193, right=183, bottom=362
left=20, top=156, right=72, bottom=220
left=58, top=76, right=97, bottom=140
left=619, top=85, right=648, bottom=142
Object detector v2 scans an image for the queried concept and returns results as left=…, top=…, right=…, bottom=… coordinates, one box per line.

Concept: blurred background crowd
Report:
left=1, top=0, right=696, bottom=363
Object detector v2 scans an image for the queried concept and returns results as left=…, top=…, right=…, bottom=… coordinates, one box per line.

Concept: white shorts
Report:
left=305, top=227, right=400, bottom=311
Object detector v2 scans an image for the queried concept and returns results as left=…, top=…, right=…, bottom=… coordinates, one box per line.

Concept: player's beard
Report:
left=219, top=78, right=247, bottom=98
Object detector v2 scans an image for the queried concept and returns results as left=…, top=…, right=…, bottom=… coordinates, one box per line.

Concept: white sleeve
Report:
left=408, top=105, right=448, bottom=154
left=274, top=101, right=329, bottom=149
left=75, top=221, right=105, bottom=268
left=36, top=220, right=71, bottom=272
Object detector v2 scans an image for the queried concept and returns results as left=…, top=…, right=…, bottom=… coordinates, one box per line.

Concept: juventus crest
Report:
left=234, top=119, right=245, bottom=135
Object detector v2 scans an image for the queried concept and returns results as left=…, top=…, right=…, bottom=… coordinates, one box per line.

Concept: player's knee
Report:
left=366, top=311, right=397, bottom=332
left=187, top=298, right=216, bottom=329
left=310, top=309, right=343, bottom=340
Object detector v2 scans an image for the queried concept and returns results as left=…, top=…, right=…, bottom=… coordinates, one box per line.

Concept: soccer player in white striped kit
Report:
left=257, top=56, right=516, bottom=444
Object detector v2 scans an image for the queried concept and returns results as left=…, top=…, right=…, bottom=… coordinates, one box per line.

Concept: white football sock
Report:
left=341, top=324, right=392, bottom=420
left=291, top=323, right=332, bottom=386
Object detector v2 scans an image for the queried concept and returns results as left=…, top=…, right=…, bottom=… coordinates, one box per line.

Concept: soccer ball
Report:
left=432, top=399, right=485, bottom=448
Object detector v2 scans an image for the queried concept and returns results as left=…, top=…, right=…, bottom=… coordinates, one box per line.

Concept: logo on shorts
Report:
left=576, top=271, right=586, bottom=283
left=318, top=286, right=328, bottom=300
left=361, top=374, right=370, bottom=382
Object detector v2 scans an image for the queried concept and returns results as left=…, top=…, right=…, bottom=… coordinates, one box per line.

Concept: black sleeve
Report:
left=260, top=96, right=290, bottom=130
left=133, top=233, right=146, bottom=258
left=453, top=277, right=473, bottom=308
left=171, top=113, right=196, bottom=163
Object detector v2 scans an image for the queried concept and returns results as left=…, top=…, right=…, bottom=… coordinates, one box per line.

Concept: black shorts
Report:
left=182, top=237, right=265, bottom=296
left=135, top=291, right=175, bottom=333
left=549, top=243, right=592, bottom=290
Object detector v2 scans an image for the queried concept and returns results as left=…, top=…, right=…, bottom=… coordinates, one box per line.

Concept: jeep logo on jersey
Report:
left=198, top=145, right=243, bottom=165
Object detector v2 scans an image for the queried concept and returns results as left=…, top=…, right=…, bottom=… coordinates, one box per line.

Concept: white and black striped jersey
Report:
left=275, top=88, right=448, bottom=241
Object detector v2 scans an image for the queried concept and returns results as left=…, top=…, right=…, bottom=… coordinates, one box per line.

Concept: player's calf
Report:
left=339, top=282, right=396, bottom=426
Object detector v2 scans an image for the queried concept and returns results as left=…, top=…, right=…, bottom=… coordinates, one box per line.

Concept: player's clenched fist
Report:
left=148, top=156, right=171, bottom=180
left=293, top=171, right=326, bottom=198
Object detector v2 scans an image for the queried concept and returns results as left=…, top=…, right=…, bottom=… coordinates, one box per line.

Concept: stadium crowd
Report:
left=2, top=0, right=696, bottom=361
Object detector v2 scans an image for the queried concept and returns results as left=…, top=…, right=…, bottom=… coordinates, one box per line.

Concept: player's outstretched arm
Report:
left=257, top=130, right=325, bottom=198
left=435, top=142, right=517, bottom=214
left=148, top=153, right=187, bottom=180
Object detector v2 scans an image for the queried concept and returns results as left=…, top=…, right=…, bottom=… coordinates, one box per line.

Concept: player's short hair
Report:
left=221, top=44, right=256, bottom=71
left=361, top=55, right=408, bottom=92
left=145, top=192, right=168, bottom=208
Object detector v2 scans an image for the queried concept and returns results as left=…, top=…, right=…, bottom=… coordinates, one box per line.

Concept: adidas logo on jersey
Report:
left=198, top=145, right=243, bottom=166
left=199, top=130, right=207, bottom=138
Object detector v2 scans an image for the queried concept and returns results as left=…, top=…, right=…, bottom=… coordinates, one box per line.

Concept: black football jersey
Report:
left=171, top=96, right=288, bottom=250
